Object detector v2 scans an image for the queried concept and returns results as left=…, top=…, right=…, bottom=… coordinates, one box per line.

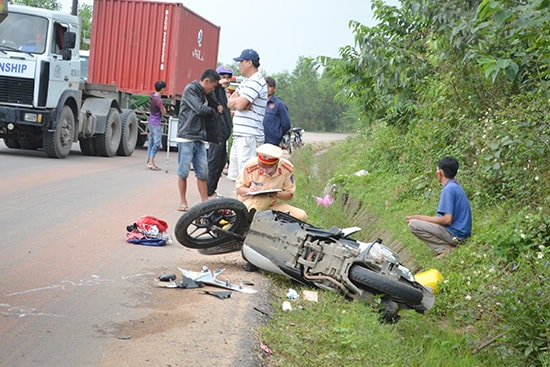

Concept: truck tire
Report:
left=95, top=107, right=121, bottom=157
left=43, top=105, right=75, bottom=158
left=117, top=110, right=138, bottom=156
left=79, top=137, right=97, bottom=156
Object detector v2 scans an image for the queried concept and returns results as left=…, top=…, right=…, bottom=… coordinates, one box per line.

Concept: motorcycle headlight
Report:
left=364, top=241, right=399, bottom=265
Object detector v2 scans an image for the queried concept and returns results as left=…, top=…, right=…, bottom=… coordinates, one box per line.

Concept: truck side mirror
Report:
left=64, top=31, right=76, bottom=49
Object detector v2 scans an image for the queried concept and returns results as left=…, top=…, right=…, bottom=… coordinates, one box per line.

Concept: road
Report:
left=0, top=132, right=346, bottom=366
left=0, top=142, right=270, bottom=367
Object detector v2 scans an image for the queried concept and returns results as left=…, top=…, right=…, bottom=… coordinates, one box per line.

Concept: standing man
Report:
left=146, top=80, right=167, bottom=171
left=236, top=143, right=307, bottom=221
left=406, top=157, right=472, bottom=258
left=226, top=48, right=268, bottom=180
left=263, top=77, right=291, bottom=146
left=206, top=65, right=233, bottom=199
left=176, top=69, right=220, bottom=212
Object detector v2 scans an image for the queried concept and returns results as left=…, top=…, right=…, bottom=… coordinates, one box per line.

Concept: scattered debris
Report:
left=303, top=290, right=319, bottom=302
left=253, top=307, right=269, bottom=316
left=177, top=266, right=257, bottom=294
left=282, top=301, right=292, bottom=313
left=315, top=194, right=334, bottom=208
left=203, top=290, right=232, bottom=299
left=158, top=273, right=177, bottom=282
left=260, top=343, right=272, bottom=356
left=125, top=215, right=171, bottom=246
left=286, top=288, right=299, bottom=299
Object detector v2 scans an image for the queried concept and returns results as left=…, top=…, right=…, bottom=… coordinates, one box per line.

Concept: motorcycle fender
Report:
left=242, top=245, right=287, bottom=276
left=417, top=286, right=436, bottom=311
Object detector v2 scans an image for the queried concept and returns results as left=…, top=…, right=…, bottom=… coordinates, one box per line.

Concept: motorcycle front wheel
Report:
left=174, top=198, right=250, bottom=254
left=349, top=265, right=424, bottom=306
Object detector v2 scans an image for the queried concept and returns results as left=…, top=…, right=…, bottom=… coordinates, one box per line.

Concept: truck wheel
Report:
left=95, top=107, right=121, bottom=157
left=117, top=110, right=138, bottom=156
left=4, top=138, right=21, bottom=149
left=43, top=106, right=75, bottom=159
left=79, top=137, right=97, bottom=156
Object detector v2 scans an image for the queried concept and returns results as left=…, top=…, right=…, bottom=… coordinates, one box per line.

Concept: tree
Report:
left=271, top=57, right=350, bottom=133
left=14, top=0, right=61, bottom=10
left=78, top=3, right=92, bottom=50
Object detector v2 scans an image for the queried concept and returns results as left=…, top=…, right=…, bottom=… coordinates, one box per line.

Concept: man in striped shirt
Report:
left=226, top=49, right=268, bottom=180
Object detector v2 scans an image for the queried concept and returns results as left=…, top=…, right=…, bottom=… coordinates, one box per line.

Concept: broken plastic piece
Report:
left=158, top=273, right=177, bottom=282
left=204, top=290, right=232, bottom=299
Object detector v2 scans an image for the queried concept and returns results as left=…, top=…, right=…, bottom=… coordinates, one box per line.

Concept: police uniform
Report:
left=236, top=144, right=308, bottom=221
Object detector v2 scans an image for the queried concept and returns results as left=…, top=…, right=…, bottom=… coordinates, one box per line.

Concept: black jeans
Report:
left=207, top=141, right=228, bottom=197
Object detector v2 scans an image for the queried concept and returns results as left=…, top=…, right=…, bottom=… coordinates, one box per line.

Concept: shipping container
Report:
left=88, top=0, right=220, bottom=99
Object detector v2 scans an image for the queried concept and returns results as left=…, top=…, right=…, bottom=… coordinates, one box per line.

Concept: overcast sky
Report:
left=61, top=0, right=398, bottom=74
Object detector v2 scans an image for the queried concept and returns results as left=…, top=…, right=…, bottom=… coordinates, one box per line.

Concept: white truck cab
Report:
left=0, top=4, right=82, bottom=157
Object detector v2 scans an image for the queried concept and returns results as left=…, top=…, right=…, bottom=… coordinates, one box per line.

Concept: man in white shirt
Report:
left=226, top=49, right=268, bottom=180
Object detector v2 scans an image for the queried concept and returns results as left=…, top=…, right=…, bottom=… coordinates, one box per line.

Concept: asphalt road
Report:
left=0, top=132, right=346, bottom=366
left=0, top=142, right=271, bottom=367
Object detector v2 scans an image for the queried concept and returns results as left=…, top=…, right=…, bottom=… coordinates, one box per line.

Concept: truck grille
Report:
left=0, top=76, right=34, bottom=105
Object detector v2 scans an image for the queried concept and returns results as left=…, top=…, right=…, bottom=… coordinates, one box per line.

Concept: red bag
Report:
left=135, top=215, right=168, bottom=233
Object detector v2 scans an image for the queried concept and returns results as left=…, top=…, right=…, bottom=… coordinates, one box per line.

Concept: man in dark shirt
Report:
left=262, top=77, right=291, bottom=146
left=206, top=65, right=233, bottom=199
left=176, top=69, right=220, bottom=211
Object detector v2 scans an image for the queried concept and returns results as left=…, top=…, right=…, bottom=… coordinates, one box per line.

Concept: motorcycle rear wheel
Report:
left=349, top=265, right=424, bottom=306
left=174, top=198, right=250, bottom=252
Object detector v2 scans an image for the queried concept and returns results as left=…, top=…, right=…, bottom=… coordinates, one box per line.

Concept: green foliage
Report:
left=268, top=57, right=352, bottom=133
left=260, top=135, right=549, bottom=366
left=78, top=3, right=92, bottom=50
left=473, top=0, right=550, bottom=91
left=259, top=0, right=550, bottom=362
left=14, top=0, right=61, bottom=10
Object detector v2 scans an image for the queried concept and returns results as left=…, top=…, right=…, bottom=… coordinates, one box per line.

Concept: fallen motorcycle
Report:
left=174, top=198, right=435, bottom=321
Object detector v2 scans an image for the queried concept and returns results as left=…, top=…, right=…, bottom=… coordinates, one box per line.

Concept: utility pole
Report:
left=71, top=0, right=78, bottom=15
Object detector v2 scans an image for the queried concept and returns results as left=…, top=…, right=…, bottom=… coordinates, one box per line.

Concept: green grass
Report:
left=256, top=140, right=549, bottom=367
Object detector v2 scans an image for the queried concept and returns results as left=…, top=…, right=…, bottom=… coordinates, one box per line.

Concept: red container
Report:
left=88, top=0, right=220, bottom=99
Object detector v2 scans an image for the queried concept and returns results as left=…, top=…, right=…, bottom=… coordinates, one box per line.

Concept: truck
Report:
left=0, top=0, right=220, bottom=158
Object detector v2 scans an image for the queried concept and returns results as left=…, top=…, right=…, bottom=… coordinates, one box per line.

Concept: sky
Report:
left=61, top=0, right=397, bottom=74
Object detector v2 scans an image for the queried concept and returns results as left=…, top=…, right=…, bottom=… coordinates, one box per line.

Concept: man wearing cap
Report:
left=226, top=48, right=268, bottom=181
left=206, top=65, right=233, bottom=199
left=235, top=143, right=308, bottom=221
left=263, top=76, right=291, bottom=146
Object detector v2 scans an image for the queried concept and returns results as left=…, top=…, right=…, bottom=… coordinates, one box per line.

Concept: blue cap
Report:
left=216, top=65, right=233, bottom=76
left=233, top=48, right=259, bottom=62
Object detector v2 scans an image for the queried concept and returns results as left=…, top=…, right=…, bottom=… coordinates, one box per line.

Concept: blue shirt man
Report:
left=406, top=157, right=472, bottom=258
left=263, top=77, right=291, bottom=145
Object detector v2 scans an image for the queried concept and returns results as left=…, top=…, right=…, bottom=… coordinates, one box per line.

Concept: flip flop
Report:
left=177, top=204, right=189, bottom=212
left=147, top=165, right=161, bottom=171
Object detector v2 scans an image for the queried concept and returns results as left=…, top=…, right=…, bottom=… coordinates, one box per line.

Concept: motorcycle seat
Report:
left=306, top=226, right=343, bottom=239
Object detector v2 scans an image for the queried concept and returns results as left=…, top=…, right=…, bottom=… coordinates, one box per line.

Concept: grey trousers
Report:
left=408, top=219, right=458, bottom=255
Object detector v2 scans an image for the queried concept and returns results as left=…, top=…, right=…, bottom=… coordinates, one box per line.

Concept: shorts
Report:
left=177, top=141, right=208, bottom=179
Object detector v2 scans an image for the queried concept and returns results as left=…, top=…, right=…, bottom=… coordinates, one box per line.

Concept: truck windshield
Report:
left=0, top=13, right=48, bottom=54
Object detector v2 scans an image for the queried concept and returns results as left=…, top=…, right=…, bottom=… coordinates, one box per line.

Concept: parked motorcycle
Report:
left=174, top=198, right=435, bottom=321
left=279, top=127, right=305, bottom=154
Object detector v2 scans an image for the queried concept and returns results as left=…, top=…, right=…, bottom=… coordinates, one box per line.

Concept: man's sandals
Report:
left=147, top=165, right=161, bottom=171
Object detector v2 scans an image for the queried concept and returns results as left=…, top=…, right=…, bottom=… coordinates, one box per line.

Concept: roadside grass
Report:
left=256, top=140, right=547, bottom=367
